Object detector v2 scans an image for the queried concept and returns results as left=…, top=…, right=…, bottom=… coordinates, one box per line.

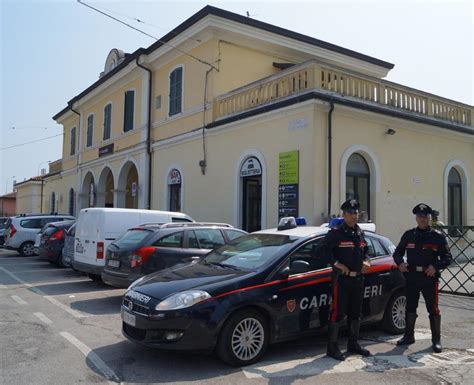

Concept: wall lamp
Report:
left=386, top=128, right=396, bottom=135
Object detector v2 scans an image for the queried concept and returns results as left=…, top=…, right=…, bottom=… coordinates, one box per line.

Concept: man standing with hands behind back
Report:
left=393, top=203, right=452, bottom=353
left=322, top=199, right=371, bottom=361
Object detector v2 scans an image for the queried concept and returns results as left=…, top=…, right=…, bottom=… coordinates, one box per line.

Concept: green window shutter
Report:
left=87, top=115, right=93, bottom=147
left=104, top=104, right=111, bottom=140
left=169, top=68, right=183, bottom=116
left=70, top=127, right=76, bottom=156
left=124, top=91, right=134, bottom=132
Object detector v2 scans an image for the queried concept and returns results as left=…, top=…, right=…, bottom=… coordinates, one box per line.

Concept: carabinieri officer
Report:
left=393, top=203, right=452, bottom=353
left=321, top=199, right=371, bottom=361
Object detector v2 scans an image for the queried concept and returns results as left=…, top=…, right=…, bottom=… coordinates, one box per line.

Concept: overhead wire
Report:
left=0, top=134, right=63, bottom=151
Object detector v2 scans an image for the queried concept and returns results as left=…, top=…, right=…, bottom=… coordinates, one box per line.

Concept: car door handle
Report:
left=378, top=272, right=392, bottom=277
left=191, top=256, right=201, bottom=260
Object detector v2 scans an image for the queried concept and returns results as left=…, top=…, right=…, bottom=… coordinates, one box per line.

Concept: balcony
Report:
left=213, top=60, right=473, bottom=128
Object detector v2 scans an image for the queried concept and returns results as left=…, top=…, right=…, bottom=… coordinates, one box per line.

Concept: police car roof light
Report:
left=278, top=217, right=298, bottom=231
left=295, top=217, right=307, bottom=226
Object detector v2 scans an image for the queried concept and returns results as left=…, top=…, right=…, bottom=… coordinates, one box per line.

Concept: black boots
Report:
left=327, top=322, right=345, bottom=361
left=397, top=312, right=417, bottom=346
left=430, top=315, right=442, bottom=353
left=347, top=320, right=371, bottom=356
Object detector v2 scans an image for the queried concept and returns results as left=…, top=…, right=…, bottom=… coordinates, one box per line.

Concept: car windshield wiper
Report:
left=204, top=261, right=241, bottom=271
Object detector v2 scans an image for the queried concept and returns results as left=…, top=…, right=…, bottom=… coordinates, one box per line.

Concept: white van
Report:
left=73, top=208, right=194, bottom=279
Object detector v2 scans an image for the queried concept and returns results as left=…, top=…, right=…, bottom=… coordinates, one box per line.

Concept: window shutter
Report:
left=124, top=91, right=134, bottom=132
left=87, top=115, right=93, bottom=147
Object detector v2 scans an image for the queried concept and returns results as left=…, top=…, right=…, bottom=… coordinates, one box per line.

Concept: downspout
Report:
left=40, top=179, right=44, bottom=214
left=327, top=100, right=335, bottom=219
left=136, top=55, right=153, bottom=210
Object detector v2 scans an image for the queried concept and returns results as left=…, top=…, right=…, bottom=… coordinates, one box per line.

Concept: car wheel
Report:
left=19, top=242, right=35, bottom=257
left=87, top=273, right=102, bottom=282
left=58, top=253, right=69, bottom=268
left=382, top=291, right=406, bottom=334
left=216, top=309, right=269, bottom=367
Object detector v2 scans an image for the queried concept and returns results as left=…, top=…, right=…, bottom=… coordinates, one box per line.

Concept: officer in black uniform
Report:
left=321, top=199, right=371, bottom=361
left=393, top=203, right=452, bottom=353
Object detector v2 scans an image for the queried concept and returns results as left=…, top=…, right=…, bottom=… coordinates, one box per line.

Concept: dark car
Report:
left=121, top=220, right=406, bottom=367
left=38, top=220, right=76, bottom=267
left=62, top=223, right=76, bottom=268
left=102, top=223, right=247, bottom=288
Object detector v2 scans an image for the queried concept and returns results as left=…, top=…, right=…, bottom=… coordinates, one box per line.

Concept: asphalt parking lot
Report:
left=1, top=248, right=473, bottom=385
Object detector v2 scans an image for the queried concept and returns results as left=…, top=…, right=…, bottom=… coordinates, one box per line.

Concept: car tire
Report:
left=382, top=291, right=406, bottom=334
left=19, top=241, right=35, bottom=257
left=58, top=253, right=69, bottom=268
left=87, top=273, right=102, bottom=282
left=216, top=309, right=269, bottom=367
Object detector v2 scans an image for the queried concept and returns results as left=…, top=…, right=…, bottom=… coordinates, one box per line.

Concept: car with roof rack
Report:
left=102, top=222, right=247, bottom=288
left=120, top=217, right=405, bottom=366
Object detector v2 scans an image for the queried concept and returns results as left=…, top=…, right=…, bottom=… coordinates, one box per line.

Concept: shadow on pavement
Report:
left=70, top=295, right=124, bottom=315
left=30, top=279, right=120, bottom=296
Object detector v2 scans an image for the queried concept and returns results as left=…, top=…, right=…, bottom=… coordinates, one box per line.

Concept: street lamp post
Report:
left=5, top=175, right=16, bottom=194
left=37, top=160, right=51, bottom=176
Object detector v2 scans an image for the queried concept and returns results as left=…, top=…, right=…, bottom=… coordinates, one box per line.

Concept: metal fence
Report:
left=434, top=226, right=473, bottom=297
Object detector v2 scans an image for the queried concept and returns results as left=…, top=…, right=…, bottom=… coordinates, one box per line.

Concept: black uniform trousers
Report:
left=329, top=274, right=365, bottom=323
left=405, top=272, right=441, bottom=316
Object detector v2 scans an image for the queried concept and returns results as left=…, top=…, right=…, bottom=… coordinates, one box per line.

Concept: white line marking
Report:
left=33, top=312, right=53, bottom=324
left=7, top=269, right=67, bottom=273
left=11, top=295, right=27, bottom=305
left=60, top=332, right=120, bottom=383
left=0, top=267, right=88, bottom=318
left=0, top=284, right=6, bottom=289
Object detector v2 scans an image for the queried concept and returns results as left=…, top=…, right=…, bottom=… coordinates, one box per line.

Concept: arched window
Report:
left=448, top=168, right=463, bottom=226
left=169, top=67, right=183, bottom=116
left=167, top=169, right=182, bottom=212
left=69, top=188, right=75, bottom=216
left=346, top=153, right=370, bottom=218
left=51, top=192, right=56, bottom=214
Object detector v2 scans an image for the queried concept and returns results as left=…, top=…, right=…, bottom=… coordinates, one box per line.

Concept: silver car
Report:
left=4, top=214, right=76, bottom=256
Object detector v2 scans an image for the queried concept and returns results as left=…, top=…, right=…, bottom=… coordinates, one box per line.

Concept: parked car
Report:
left=62, top=223, right=76, bottom=268
left=4, top=214, right=76, bottom=256
left=102, top=222, right=247, bottom=288
left=37, top=220, right=76, bottom=267
left=121, top=218, right=404, bottom=367
left=0, top=217, right=9, bottom=246
left=73, top=208, right=195, bottom=281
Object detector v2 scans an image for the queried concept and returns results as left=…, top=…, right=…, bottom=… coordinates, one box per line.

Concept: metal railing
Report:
left=434, top=226, right=473, bottom=297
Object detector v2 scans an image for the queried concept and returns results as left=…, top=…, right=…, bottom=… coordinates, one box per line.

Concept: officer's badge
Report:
left=350, top=199, right=357, bottom=207
left=419, top=204, right=426, bottom=211
left=287, top=299, right=296, bottom=313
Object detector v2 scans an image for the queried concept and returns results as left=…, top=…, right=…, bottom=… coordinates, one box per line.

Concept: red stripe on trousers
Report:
left=331, top=281, right=339, bottom=322
left=434, top=281, right=441, bottom=316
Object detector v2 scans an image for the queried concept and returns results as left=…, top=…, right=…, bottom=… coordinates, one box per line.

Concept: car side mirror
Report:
left=290, top=260, right=311, bottom=274
left=278, top=266, right=290, bottom=279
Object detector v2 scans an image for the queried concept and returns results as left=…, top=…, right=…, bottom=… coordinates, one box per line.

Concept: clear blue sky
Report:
left=1, top=0, right=472, bottom=196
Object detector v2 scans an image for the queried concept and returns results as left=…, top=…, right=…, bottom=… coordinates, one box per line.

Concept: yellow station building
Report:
left=35, top=6, right=472, bottom=241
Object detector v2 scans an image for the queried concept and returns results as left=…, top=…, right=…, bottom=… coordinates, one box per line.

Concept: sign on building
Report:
left=278, top=150, right=299, bottom=219
left=167, top=169, right=182, bottom=185
left=240, top=157, right=262, bottom=177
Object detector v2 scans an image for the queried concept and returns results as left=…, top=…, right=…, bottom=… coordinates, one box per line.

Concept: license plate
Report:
left=108, top=259, right=120, bottom=268
left=76, top=244, right=84, bottom=253
left=123, top=310, right=136, bottom=327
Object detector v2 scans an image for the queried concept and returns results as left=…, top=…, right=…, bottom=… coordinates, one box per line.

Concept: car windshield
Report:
left=202, top=233, right=299, bottom=271
left=113, top=228, right=153, bottom=248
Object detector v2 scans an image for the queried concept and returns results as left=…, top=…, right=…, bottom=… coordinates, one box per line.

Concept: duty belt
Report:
left=409, top=266, right=425, bottom=272
left=347, top=271, right=361, bottom=277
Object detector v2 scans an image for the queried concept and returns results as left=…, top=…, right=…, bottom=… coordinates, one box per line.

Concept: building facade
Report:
left=44, top=6, right=472, bottom=241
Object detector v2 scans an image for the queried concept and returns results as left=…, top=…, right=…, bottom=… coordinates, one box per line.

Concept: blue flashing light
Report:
left=295, top=217, right=307, bottom=226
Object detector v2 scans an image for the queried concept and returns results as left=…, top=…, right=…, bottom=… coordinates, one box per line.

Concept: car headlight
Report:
left=155, top=290, right=211, bottom=311
left=127, top=276, right=145, bottom=291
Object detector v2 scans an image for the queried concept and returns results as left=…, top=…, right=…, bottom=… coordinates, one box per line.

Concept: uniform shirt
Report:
left=320, top=222, right=369, bottom=273
left=393, top=227, right=452, bottom=271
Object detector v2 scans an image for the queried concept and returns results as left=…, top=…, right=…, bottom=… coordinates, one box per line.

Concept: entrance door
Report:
left=242, top=177, right=262, bottom=233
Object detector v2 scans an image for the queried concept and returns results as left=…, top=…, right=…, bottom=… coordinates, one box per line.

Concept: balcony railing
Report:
left=214, top=60, right=473, bottom=127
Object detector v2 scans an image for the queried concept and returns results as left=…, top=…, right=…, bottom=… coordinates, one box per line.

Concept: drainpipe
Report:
left=327, top=100, right=335, bottom=219
left=136, top=55, right=153, bottom=210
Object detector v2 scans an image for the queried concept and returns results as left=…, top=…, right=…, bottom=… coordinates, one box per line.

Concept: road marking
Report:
left=33, top=312, right=53, bottom=324
left=0, top=284, right=6, bottom=289
left=6, top=269, right=66, bottom=273
left=0, top=267, right=88, bottom=318
left=60, top=332, right=120, bottom=383
left=11, top=295, right=27, bottom=305
left=242, top=350, right=474, bottom=379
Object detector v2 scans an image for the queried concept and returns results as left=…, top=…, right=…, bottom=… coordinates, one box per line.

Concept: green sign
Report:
left=279, top=151, right=299, bottom=185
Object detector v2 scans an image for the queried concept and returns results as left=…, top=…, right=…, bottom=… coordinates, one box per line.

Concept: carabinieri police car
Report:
left=121, top=218, right=406, bottom=366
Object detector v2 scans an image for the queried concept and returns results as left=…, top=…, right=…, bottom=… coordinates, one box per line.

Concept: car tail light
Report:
left=131, top=247, right=156, bottom=268
left=97, top=242, right=105, bottom=259
left=9, top=224, right=16, bottom=238
left=50, top=229, right=64, bottom=241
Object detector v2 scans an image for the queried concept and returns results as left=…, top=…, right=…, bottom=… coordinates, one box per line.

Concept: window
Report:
left=171, top=217, right=193, bottom=223
left=346, top=153, right=370, bottom=218
left=41, top=217, right=63, bottom=227
left=289, top=238, right=328, bottom=271
left=169, top=67, right=183, bottom=116
left=68, top=188, right=75, bottom=216
left=86, top=115, right=94, bottom=147
left=448, top=168, right=463, bottom=226
left=194, top=229, right=225, bottom=249
left=168, top=169, right=182, bottom=212
left=365, top=236, right=387, bottom=258
left=70, top=127, right=76, bottom=156
left=153, top=232, right=183, bottom=248
left=20, top=219, right=42, bottom=229
left=188, top=231, right=199, bottom=249
left=225, top=229, right=246, bottom=242
left=103, top=104, right=112, bottom=140
left=123, top=90, right=134, bottom=132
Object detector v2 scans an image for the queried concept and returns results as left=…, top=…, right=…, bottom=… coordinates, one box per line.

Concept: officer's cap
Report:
left=412, top=203, right=433, bottom=216
left=341, top=199, right=359, bottom=213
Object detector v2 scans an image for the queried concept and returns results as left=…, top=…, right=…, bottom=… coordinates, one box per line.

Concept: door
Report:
left=144, top=231, right=186, bottom=273
left=242, top=177, right=262, bottom=233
